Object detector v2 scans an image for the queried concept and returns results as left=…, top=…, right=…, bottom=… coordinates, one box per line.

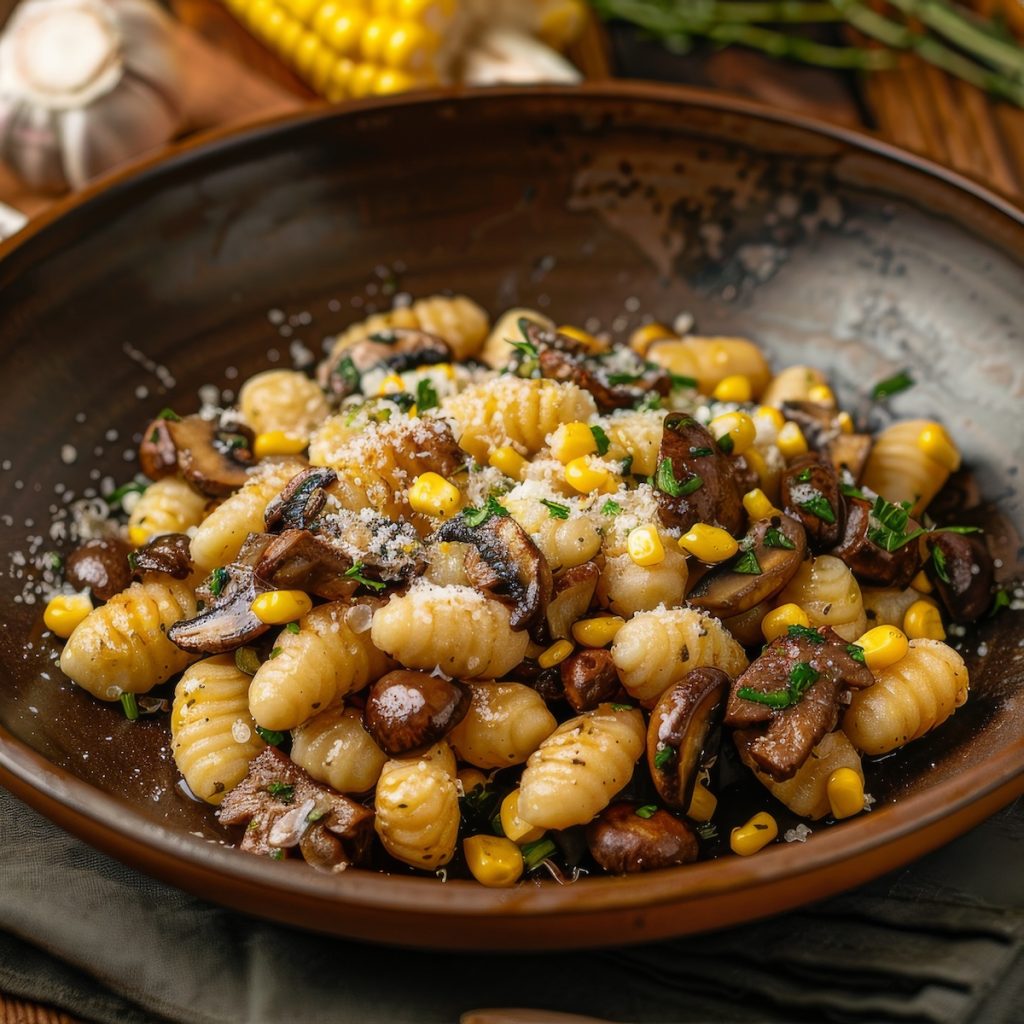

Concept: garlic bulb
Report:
left=462, top=27, right=583, bottom=87
left=0, top=0, right=184, bottom=193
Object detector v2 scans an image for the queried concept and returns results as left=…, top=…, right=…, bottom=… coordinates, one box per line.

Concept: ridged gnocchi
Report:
left=862, top=419, right=956, bottom=516
left=128, top=476, right=207, bottom=543
left=778, top=555, right=867, bottom=642
left=448, top=682, right=557, bottom=769
left=238, top=369, right=330, bottom=438
left=290, top=704, right=388, bottom=794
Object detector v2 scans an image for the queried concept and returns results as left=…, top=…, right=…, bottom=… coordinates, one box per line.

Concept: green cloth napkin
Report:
left=0, top=787, right=1020, bottom=1024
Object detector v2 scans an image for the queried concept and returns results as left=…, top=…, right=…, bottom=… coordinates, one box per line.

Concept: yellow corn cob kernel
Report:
left=293, top=31, right=326, bottom=76
left=243, top=0, right=276, bottom=34
left=731, top=812, right=778, bottom=856
left=712, top=374, right=752, bottom=403
left=463, top=835, right=523, bottom=888
left=917, top=424, right=961, bottom=472
left=309, top=44, right=338, bottom=93
left=761, top=603, right=811, bottom=642
left=572, top=615, right=625, bottom=648
left=275, top=18, right=305, bottom=59
left=627, top=525, right=665, bottom=567
left=629, top=322, right=675, bottom=356
left=500, top=790, right=545, bottom=845
left=709, top=411, right=757, bottom=456
left=678, top=523, right=739, bottom=563
left=373, top=0, right=457, bottom=33
left=377, top=371, right=405, bottom=395
left=316, top=7, right=369, bottom=56
left=827, top=767, right=865, bottom=819
left=374, top=68, right=426, bottom=94
left=837, top=411, right=854, bottom=434
left=457, top=766, right=488, bottom=795
left=550, top=421, right=597, bottom=464
left=279, top=0, right=321, bottom=24
left=556, top=324, right=601, bottom=350
left=903, top=600, right=946, bottom=641
left=564, top=456, right=610, bottom=494
left=251, top=590, right=314, bottom=625
left=128, top=525, right=150, bottom=547
left=808, top=384, right=836, bottom=407
left=776, top=421, right=809, bottom=459
left=756, top=404, right=786, bottom=430
left=488, top=446, right=528, bottom=480
left=361, top=16, right=438, bottom=73
left=742, top=487, right=781, bottom=521
left=326, top=56, right=356, bottom=101
left=348, top=60, right=382, bottom=97
left=538, top=639, right=574, bottom=669
left=254, top=430, right=307, bottom=458
left=854, top=625, right=910, bottom=672
left=44, top=593, right=94, bottom=638
left=254, top=4, right=287, bottom=43
left=910, top=570, right=933, bottom=594
left=408, top=472, right=461, bottom=518
left=687, top=782, right=717, bottom=823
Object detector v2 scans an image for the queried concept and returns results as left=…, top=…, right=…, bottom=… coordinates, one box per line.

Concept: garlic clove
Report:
left=462, top=27, right=582, bottom=87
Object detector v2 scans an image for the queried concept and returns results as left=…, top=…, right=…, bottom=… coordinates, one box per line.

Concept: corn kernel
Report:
left=742, top=487, right=781, bottom=521
left=709, top=411, right=757, bottom=456
left=557, top=324, right=602, bottom=350
left=903, top=600, right=946, bottom=641
left=854, top=624, right=910, bottom=672
left=910, top=570, right=933, bottom=594
left=251, top=590, right=313, bottom=625
left=538, top=639, right=574, bottom=669
left=712, top=374, right=752, bottom=403
left=564, top=456, right=610, bottom=494
left=128, top=525, right=150, bottom=547
left=629, top=322, right=675, bottom=355
left=837, top=411, right=854, bottom=434
left=463, top=835, right=523, bottom=888
left=730, top=812, right=778, bottom=856
left=627, top=525, right=665, bottom=567
left=537, top=0, right=587, bottom=48
left=500, top=790, right=545, bottom=845
left=743, top=447, right=770, bottom=485
left=550, top=421, right=598, bottom=464
left=377, top=372, right=405, bottom=396
left=488, top=446, right=527, bottom=480
left=827, top=767, right=865, bottom=819
left=408, top=472, right=461, bottom=518
left=808, top=384, right=836, bottom=407
left=572, top=615, right=625, bottom=648
left=372, top=68, right=419, bottom=95
left=761, top=603, right=811, bottom=642
left=678, top=523, right=740, bottom=564
left=44, top=593, right=93, bottom=638
left=254, top=430, right=307, bottom=458
left=457, top=767, right=488, bottom=796
left=687, top=782, right=717, bottom=823
left=776, top=421, right=809, bottom=458
left=917, top=424, right=961, bottom=472
left=756, top=405, right=785, bottom=430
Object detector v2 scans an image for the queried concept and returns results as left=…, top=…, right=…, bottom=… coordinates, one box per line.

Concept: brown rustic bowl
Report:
left=0, top=84, right=1022, bottom=950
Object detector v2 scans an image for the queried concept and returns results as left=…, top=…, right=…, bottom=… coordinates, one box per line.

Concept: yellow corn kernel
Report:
left=408, top=472, right=461, bottom=518
left=678, top=523, right=739, bottom=563
left=761, top=603, right=811, bottom=642
left=756, top=405, right=786, bottom=430
left=827, top=767, right=865, bottom=819
left=251, top=590, right=313, bottom=625
left=742, top=487, right=781, bottom=521
left=917, top=424, right=961, bottom=472
left=348, top=62, right=380, bottom=98
left=712, top=374, right=752, bottom=403
left=325, top=56, right=356, bottom=101
left=903, top=600, right=946, bottom=641
left=572, top=615, right=625, bottom=648
left=538, top=639, right=574, bottom=669
left=377, top=372, right=405, bottom=396
left=910, top=569, right=933, bottom=594
left=808, top=384, right=836, bottom=407
left=730, top=812, right=778, bottom=856
left=564, top=456, right=610, bottom=494
left=854, top=624, right=910, bottom=672
left=627, top=525, right=665, bottom=567
left=743, top=447, right=770, bottom=485
left=254, top=430, right=307, bottom=458
left=457, top=767, right=488, bottom=796
left=537, top=0, right=587, bottom=49
left=292, top=32, right=325, bottom=77
left=128, top=525, right=150, bottom=547
left=275, top=18, right=304, bottom=60
left=500, top=790, right=545, bottom=845
left=837, top=411, right=854, bottom=434
left=709, top=411, right=757, bottom=456
left=463, top=835, right=523, bottom=888
left=550, top=421, right=598, bottom=464
left=557, top=324, right=602, bottom=350
left=687, top=782, right=718, bottom=823
left=44, top=593, right=94, bottom=638
left=629, top=322, right=675, bottom=356
left=776, top=421, right=809, bottom=459
left=280, top=0, right=320, bottom=23
left=488, top=445, right=527, bottom=480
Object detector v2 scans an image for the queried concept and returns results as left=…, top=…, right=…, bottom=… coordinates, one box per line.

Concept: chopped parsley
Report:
left=268, top=849, right=285, bottom=861
left=334, top=355, right=360, bottom=392
left=871, top=370, right=914, bottom=400
left=635, top=804, right=658, bottom=819
left=157, top=408, right=181, bottom=421
left=590, top=425, right=611, bottom=456
left=696, top=822, right=719, bottom=841
left=459, top=783, right=502, bottom=833
left=106, top=480, right=147, bottom=509
left=737, top=661, right=820, bottom=709
left=509, top=337, right=538, bottom=360
left=521, top=837, right=557, bottom=873
left=716, top=433, right=734, bottom=455
left=866, top=496, right=981, bottom=552
left=285, top=622, right=301, bottom=634
left=388, top=391, right=416, bottom=413
left=607, top=371, right=642, bottom=386
left=416, top=377, right=439, bottom=412
left=601, top=499, right=622, bottom=517
left=345, top=561, right=386, bottom=592
left=541, top=498, right=571, bottom=520
left=840, top=483, right=866, bottom=500
left=45, top=551, right=63, bottom=571
left=463, top=495, right=510, bottom=528
left=256, top=726, right=286, bottom=746
left=235, top=647, right=261, bottom=676
left=989, top=589, right=1011, bottom=616
left=733, top=549, right=762, bottom=575
left=267, top=781, right=295, bottom=803
left=764, top=527, right=796, bottom=550
left=619, top=455, right=634, bottom=476
left=306, top=808, right=327, bottom=823
left=610, top=702, right=634, bottom=712
left=268, top=647, right=283, bottom=660
left=637, top=394, right=663, bottom=411
left=786, top=624, right=824, bottom=643
left=127, top=551, right=139, bottom=570
left=799, top=495, right=837, bottom=524
left=795, top=467, right=813, bottom=483
left=655, top=459, right=703, bottom=498
left=670, top=373, right=698, bottom=390
left=653, top=746, right=674, bottom=770
left=689, top=446, right=713, bottom=458
left=931, top=545, right=951, bottom=584
left=209, top=566, right=229, bottom=598
left=120, top=693, right=139, bottom=721
left=846, top=643, right=866, bottom=664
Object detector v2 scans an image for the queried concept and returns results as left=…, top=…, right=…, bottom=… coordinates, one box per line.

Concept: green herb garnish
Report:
left=607, top=371, right=641, bottom=386
left=635, top=804, right=658, bottom=819
left=637, top=394, right=663, bottom=411
left=733, top=549, right=762, bottom=575
left=655, top=458, right=703, bottom=498
left=521, top=838, right=558, bottom=873
left=285, top=622, right=301, bottom=634
left=590, top=425, right=611, bottom=456
left=840, top=483, right=866, bottom=500
left=989, top=590, right=1011, bottom=617
left=209, top=566, right=229, bottom=598
left=653, top=746, right=674, bottom=770
left=157, top=408, right=181, bottom=421
left=306, top=808, right=327, bottom=823
left=610, top=702, right=634, bottom=712
left=256, top=726, right=286, bottom=746
left=541, top=499, right=571, bottom=520
left=345, top=561, right=386, bottom=592
left=786, top=624, right=824, bottom=643
left=872, top=371, right=914, bottom=400
left=45, top=551, right=63, bottom=571
left=235, top=647, right=261, bottom=676
left=106, top=480, right=147, bottom=509
left=267, top=781, right=295, bottom=803
left=268, top=647, right=283, bottom=660
left=717, top=433, right=734, bottom=455
left=737, top=661, right=820, bottom=709
left=463, top=495, right=510, bottom=528
left=120, top=693, right=139, bottom=721
left=696, top=822, right=718, bottom=841
left=416, top=378, right=439, bottom=412
left=795, top=467, right=812, bottom=483
left=670, top=373, right=698, bottom=390
left=799, top=495, right=837, bottom=524
left=268, top=849, right=285, bottom=861
left=601, top=499, right=622, bottom=517
left=334, top=355, right=360, bottom=392
left=368, top=330, right=399, bottom=345
left=932, top=545, right=951, bottom=584
left=509, top=338, right=538, bottom=360
left=764, top=527, right=796, bottom=550
left=846, top=643, right=866, bottom=664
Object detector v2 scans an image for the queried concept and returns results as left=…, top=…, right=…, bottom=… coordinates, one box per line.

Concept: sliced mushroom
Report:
left=561, top=649, right=622, bottom=713
left=254, top=529, right=358, bottom=601
left=138, top=418, right=178, bottom=480
left=926, top=531, right=994, bottom=623
left=831, top=498, right=921, bottom=588
left=655, top=413, right=744, bottom=535
left=780, top=453, right=845, bottom=551
left=829, top=433, right=872, bottom=481
left=168, top=563, right=271, bottom=654
left=317, top=510, right=426, bottom=583
left=264, top=467, right=337, bottom=532
left=686, top=515, right=807, bottom=618
left=363, top=670, right=470, bottom=756
left=781, top=401, right=871, bottom=479
left=430, top=513, right=552, bottom=636
left=318, top=328, right=452, bottom=398
left=139, top=414, right=255, bottom=497
left=130, top=533, right=193, bottom=580
left=65, top=538, right=134, bottom=601
left=586, top=802, right=698, bottom=874
left=546, top=562, right=600, bottom=640
left=646, top=667, right=729, bottom=811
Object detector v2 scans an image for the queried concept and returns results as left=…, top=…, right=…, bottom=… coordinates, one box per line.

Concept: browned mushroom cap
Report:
left=545, top=561, right=600, bottom=640
left=686, top=515, right=807, bottom=618
left=430, top=513, right=552, bottom=636
left=318, top=328, right=453, bottom=398
left=561, top=648, right=622, bottom=712
left=646, top=667, right=729, bottom=811
left=254, top=529, right=358, bottom=601
left=65, top=538, right=133, bottom=601
left=926, top=531, right=994, bottom=623
left=264, top=467, right=337, bottom=532
left=780, top=453, right=845, bottom=551
left=829, top=433, right=872, bottom=481
left=831, top=498, right=921, bottom=588
left=139, top=414, right=255, bottom=497
left=586, top=802, right=698, bottom=874
left=362, top=670, right=470, bottom=757
left=655, top=413, right=744, bottom=536
left=138, top=418, right=178, bottom=480
left=317, top=510, right=426, bottom=582
left=781, top=401, right=872, bottom=479
left=130, top=533, right=193, bottom=580
left=168, top=563, right=271, bottom=654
